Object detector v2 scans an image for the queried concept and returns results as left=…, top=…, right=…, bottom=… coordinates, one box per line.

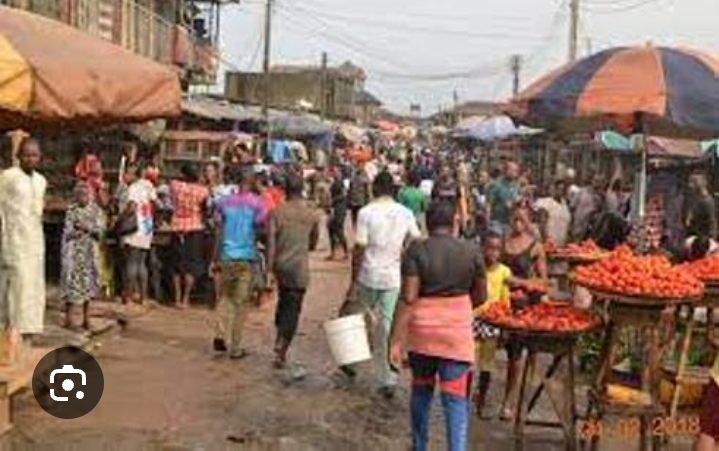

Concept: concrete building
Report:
left=432, top=100, right=507, bottom=126
left=225, top=61, right=382, bottom=122
left=0, top=0, right=234, bottom=87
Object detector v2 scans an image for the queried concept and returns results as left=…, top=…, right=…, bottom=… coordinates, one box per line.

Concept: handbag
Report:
left=113, top=212, right=138, bottom=237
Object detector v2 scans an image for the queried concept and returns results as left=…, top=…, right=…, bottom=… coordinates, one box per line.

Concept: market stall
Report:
left=572, top=247, right=704, bottom=449
left=511, top=45, right=719, bottom=449
left=480, top=301, right=602, bottom=450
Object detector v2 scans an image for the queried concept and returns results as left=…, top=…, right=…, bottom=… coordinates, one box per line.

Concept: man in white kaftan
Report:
left=0, top=139, right=47, bottom=335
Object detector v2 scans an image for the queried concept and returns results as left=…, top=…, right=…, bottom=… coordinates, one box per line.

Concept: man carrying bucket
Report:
left=339, top=171, right=421, bottom=398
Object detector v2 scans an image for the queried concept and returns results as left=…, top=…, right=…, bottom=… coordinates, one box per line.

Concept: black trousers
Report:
left=328, top=211, right=348, bottom=253
left=275, top=286, right=307, bottom=345
left=350, top=206, right=362, bottom=228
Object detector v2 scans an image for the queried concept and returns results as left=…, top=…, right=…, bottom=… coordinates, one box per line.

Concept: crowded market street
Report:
left=3, top=246, right=696, bottom=450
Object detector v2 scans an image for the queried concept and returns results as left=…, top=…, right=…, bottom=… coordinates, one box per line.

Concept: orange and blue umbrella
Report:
left=511, top=45, right=719, bottom=139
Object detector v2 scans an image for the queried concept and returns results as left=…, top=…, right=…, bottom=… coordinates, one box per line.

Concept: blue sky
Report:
left=217, top=0, right=718, bottom=114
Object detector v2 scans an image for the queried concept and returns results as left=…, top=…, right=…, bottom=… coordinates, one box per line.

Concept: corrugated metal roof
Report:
left=181, top=96, right=256, bottom=122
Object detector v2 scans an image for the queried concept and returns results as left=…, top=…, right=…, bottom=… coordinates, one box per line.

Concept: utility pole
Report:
left=320, top=52, right=328, bottom=119
left=569, top=0, right=580, bottom=62
left=262, top=0, right=274, bottom=151
left=511, top=55, right=522, bottom=96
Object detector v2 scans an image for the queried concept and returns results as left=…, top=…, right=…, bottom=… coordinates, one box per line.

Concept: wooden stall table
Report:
left=581, top=288, right=701, bottom=451
left=484, top=317, right=602, bottom=451
left=664, top=281, right=719, bottom=421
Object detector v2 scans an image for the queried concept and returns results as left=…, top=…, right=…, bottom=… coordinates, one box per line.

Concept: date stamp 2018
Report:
left=577, top=416, right=700, bottom=441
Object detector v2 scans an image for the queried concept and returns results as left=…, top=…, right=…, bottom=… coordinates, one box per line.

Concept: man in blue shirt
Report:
left=211, top=167, right=268, bottom=358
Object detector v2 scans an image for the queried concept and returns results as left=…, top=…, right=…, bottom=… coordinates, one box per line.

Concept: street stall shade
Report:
left=0, top=5, right=181, bottom=130
left=454, top=114, right=542, bottom=142
left=597, top=130, right=706, bottom=159
left=269, top=113, right=332, bottom=138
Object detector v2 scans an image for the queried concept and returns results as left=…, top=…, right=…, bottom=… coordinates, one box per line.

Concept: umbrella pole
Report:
left=638, top=132, right=648, bottom=220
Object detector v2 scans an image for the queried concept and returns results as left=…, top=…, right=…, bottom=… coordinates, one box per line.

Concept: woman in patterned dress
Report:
left=61, top=182, right=103, bottom=330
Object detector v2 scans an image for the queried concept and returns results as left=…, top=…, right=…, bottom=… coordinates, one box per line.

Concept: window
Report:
left=29, top=0, right=60, bottom=19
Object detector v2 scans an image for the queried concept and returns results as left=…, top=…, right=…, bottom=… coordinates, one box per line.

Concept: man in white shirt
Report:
left=341, top=171, right=421, bottom=397
left=535, top=179, right=571, bottom=247
left=0, top=138, right=47, bottom=337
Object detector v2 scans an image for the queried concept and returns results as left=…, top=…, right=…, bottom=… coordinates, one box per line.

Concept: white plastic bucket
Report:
left=323, top=314, right=372, bottom=366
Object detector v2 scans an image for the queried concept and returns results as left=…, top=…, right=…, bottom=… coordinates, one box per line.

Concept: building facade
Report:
left=0, top=0, right=231, bottom=87
left=224, top=61, right=374, bottom=121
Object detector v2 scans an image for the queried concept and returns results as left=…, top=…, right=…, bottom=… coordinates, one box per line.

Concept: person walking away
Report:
left=169, top=164, right=209, bottom=309
left=487, top=161, right=520, bottom=235
left=205, top=163, right=237, bottom=308
left=61, top=182, right=103, bottom=331
left=389, top=200, right=486, bottom=451
left=686, top=174, right=717, bottom=240
left=398, top=170, right=429, bottom=231
left=0, top=138, right=47, bottom=340
left=211, top=167, right=268, bottom=359
left=266, top=173, right=320, bottom=377
left=119, top=163, right=158, bottom=305
left=347, top=166, right=371, bottom=228
left=326, top=170, right=349, bottom=261
left=500, top=207, right=548, bottom=420
left=341, top=171, right=421, bottom=397
left=473, top=233, right=512, bottom=418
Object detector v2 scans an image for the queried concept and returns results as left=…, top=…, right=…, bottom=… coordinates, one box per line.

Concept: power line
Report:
left=276, top=4, right=509, bottom=80
left=275, top=1, right=543, bottom=81
left=583, top=0, right=669, bottom=13
left=279, top=2, right=544, bottom=42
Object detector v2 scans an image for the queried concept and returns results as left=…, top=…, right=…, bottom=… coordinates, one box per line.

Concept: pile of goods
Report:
left=546, top=239, right=606, bottom=260
left=680, top=256, right=719, bottom=283
left=573, top=246, right=703, bottom=299
left=480, top=301, right=599, bottom=333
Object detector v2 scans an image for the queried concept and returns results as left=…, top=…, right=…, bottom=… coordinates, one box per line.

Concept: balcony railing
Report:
left=3, top=0, right=219, bottom=85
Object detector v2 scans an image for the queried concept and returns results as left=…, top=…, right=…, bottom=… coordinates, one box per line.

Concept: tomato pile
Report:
left=547, top=239, right=604, bottom=258
left=573, top=246, right=704, bottom=299
left=481, top=301, right=598, bottom=333
left=680, top=256, right=719, bottom=282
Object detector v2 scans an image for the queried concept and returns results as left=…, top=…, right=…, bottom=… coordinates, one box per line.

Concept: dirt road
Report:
left=4, top=253, right=694, bottom=450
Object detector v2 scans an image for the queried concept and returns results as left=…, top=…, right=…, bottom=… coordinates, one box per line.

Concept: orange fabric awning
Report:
left=0, top=6, right=181, bottom=130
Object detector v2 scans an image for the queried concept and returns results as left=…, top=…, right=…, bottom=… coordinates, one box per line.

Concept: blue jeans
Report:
left=409, top=353, right=471, bottom=451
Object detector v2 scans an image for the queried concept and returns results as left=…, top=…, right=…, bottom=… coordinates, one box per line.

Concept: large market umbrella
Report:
left=511, top=45, right=719, bottom=139
left=511, top=45, right=719, bottom=216
left=0, top=6, right=181, bottom=130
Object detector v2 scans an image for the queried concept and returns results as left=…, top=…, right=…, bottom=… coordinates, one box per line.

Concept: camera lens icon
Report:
left=33, top=347, right=104, bottom=419
left=50, top=365, right=86, bottom=402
